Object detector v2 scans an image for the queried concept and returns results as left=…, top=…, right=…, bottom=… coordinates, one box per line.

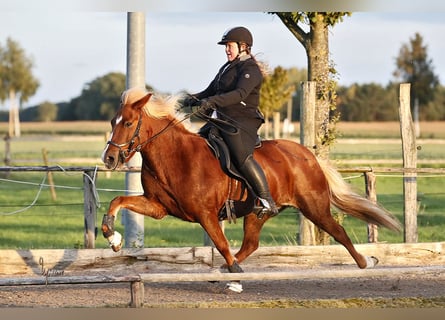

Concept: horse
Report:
left=101, top=87, right=401, bottom=276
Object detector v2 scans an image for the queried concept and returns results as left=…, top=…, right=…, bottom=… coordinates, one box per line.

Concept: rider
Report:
left=183, top=26, right=279, bottom=218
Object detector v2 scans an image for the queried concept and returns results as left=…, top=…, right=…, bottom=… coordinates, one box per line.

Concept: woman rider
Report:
left=184, top=26, right=279, bottom=218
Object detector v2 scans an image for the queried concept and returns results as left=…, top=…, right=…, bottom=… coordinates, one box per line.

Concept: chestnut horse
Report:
left=101, top=88, right=401, bottom=274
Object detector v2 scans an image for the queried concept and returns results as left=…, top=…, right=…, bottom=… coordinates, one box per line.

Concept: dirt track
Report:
left=1, top=264, right=445, bottom=308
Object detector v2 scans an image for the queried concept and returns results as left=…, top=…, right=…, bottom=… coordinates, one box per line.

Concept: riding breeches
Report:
left=218, top=117, right=262, bottom=167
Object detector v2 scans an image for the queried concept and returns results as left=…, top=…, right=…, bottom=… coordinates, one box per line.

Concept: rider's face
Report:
left=225, top=42, right=239, bottom=62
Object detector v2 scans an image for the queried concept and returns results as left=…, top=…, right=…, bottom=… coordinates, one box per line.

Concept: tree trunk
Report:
left=8, top=89, right=21, bottom=138
left=307, top=14, right=330, bottom=161
left=305, top=14, right=331, bottom=245
left=273, top=111, right=280, bottom=139
left=263, top=112, right=270, bottom=139
left=274, top=12, right=338, bottom=246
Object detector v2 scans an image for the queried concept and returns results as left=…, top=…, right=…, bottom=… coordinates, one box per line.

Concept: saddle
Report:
left=200, top=125, right=261, bottom=223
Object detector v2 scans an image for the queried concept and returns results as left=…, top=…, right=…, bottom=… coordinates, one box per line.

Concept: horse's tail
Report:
left=318, top=159, right=402, bottom=232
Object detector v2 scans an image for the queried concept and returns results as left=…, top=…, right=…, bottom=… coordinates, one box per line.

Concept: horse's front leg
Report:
left=199, top=216, right=242, bottom=273
left=101, top=194, right=167, bottom=252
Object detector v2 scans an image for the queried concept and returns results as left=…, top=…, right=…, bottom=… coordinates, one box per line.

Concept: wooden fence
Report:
left=299, top=82, right=423, bottom=244
left=2, top=265, right=444, bottom=307
left=1, top=165, right=444, bottom=249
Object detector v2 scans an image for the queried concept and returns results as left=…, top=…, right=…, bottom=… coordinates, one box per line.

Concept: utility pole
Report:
left=123, top=12, right=145, bottom=248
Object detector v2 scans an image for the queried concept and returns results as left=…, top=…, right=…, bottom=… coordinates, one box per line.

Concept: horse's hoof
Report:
left=219, top=264, right=229, bottom=272
left=228, top=261, right=244, bottom=273
left=111, top=243, right=122, bottom=252
left=365, top=255, right=379, bottom=268
left=225, top=281, right=243, bottom=293
left=108, top=231, right=122, bottom=252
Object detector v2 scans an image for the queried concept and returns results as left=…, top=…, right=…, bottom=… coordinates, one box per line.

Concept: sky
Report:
left=2, top=2, right=445, bottom=109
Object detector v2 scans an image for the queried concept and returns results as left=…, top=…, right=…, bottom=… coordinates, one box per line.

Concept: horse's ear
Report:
left=134, top=93, right=152, bottom=110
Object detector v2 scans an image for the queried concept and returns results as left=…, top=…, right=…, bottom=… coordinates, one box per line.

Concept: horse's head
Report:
left=102, top=88, right=152, bottom=170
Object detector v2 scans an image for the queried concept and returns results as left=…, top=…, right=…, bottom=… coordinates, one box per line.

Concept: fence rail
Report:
left=1, top=265, right=444, bottom=308
left=1, top=165, right=444, bottom=248
left=1, top=244, right=444, bottom=307
left=2, top=165, right=445, bottom=174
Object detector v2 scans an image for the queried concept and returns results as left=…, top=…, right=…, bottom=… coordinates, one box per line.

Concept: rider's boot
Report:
left=239, top=155, right=279, bottom=219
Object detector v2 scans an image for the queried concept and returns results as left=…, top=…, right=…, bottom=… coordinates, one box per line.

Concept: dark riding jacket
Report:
left=193, top=54, right=265, bottom=124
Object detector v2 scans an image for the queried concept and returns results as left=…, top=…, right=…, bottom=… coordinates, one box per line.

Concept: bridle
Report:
left=106, top=109, right=195, bottom=164
left=106, top=110, right=144, bottom=163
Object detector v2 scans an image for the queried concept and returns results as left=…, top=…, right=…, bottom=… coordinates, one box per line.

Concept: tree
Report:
left=36, top=101, right=58, bottom=122
left=273, top=12, right=350, bottom=158
left=0, top=37, right=39, bottom=137
left=393, top=32, right=439, bottom=119
left=260, top=66, right=294, bottom=138
left=336, top=83, right=398, bottom=121
left=71, top=72, right=127, bottom=120
left=423, top=85, right=445, bottom=121
left=286, top=67, right=308, bottom=122
left=70, top=72, right=155, bottom=121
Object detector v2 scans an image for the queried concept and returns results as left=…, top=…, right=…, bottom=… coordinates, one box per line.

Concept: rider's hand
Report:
left=198, top=99, right=215, bottom=113
left=182, top=95, right=199, bottom=108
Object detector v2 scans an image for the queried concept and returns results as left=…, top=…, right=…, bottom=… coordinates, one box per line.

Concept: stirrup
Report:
left=253, top=198, right=279, bottom=219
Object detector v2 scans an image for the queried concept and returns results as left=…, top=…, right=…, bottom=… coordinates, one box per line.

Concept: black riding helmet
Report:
left=217, top=26, right=253, bottom=48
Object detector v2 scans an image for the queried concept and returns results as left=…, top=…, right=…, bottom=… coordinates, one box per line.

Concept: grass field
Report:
left=0, top=121, right=444, bottom=249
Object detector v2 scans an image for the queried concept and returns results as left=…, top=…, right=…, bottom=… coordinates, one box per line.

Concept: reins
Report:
left=195, top=108, right=258, bottom=141
left=107, top=108, right=197, bottom=162
left=107, top=102, right=256, bottom=163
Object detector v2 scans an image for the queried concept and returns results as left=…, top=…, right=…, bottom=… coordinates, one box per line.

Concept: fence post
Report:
left=3, top=133, right=11, bottom=165
left=130, top=280, right=145, bottom=308
left=83, top=170, right=97, bottom=249
left=399, top=83, right=418, bottom=243
left=3, top=134, right=11, bottom=178
left=299, top=81, right=317, bottom=245
left=42, top=148, right=57, bottom=201
left=364, top=171, right=378, bottom=243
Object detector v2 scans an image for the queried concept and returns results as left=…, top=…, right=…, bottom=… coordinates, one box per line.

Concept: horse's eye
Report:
left=124, top=121, right=132, bottom=128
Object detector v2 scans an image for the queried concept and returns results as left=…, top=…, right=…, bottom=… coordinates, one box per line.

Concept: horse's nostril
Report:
left=104, top=155, right=115, bottom=168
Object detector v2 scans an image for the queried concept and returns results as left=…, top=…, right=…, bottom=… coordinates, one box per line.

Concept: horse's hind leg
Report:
left=234, top=213, right=269, bottom=264
left=300, top=197, right=373, bottom=269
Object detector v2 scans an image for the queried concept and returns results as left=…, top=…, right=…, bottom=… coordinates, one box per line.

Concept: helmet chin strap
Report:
left=236, top=42, right=250, bottom=57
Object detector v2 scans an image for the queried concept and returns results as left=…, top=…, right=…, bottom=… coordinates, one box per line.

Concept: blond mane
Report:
left=120, top=87, right=196, bottom=132
left=121, top=87, right=182, bottom=119
left=144, top=94, right=181, bottom=119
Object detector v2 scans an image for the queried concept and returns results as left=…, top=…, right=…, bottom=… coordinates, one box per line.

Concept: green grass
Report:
left=0, top=169, right=444, bottom=249
left=330, top=140, right=445, bottom=163
left=2, top=136, right=105, bottom=165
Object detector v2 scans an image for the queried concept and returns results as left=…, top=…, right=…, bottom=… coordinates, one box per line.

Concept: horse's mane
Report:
left=121, top=87, right=195, bottom=132
left=146, top=94, right=181, bottom=119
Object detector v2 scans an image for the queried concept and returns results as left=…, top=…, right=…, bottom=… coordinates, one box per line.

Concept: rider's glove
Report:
left=182, top=95, right=199, bottom=108
left=198, top=99, right=215, bottom=113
